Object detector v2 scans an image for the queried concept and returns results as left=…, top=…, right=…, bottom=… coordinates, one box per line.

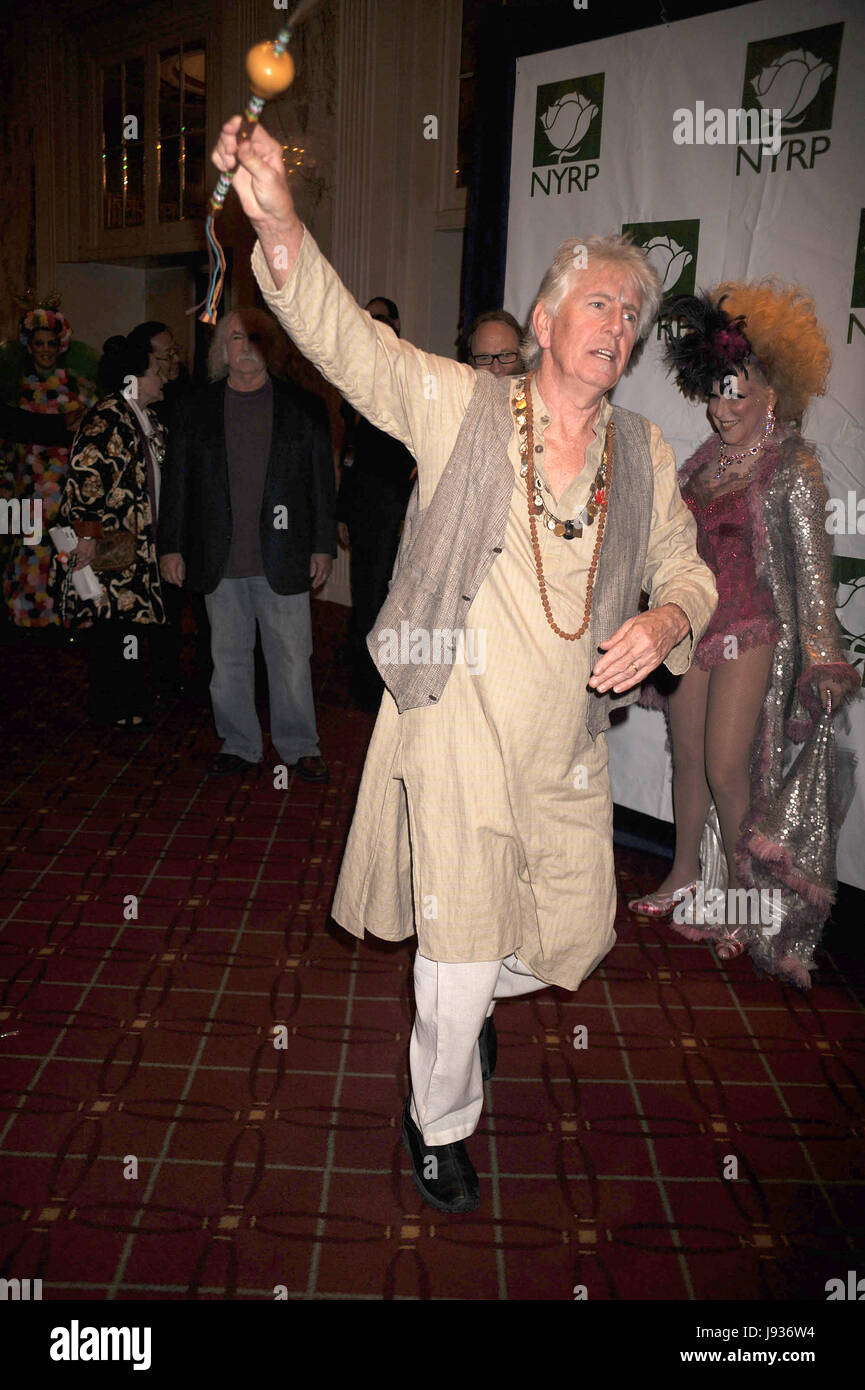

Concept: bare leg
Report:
left=654, top=662, right=711, bottom=893
left=704, top=643, right=775, bottom=889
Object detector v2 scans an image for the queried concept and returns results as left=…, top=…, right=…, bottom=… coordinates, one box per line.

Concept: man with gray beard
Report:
left=159, top=309, right=335, bottom=782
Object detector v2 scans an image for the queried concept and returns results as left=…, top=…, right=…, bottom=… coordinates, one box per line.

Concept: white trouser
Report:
left=409, top=952, right=550, bottom=1145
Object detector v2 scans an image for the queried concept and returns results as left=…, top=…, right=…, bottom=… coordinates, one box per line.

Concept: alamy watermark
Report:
left=377, top=622, right=487, bottom=675
left=0, top=1277, right=42, bottom=1300
left=673, top=103, right=783, bottom=157
left=0, top=497, right=42, bottom=544
left=673, top=882, right=781, bottom=933
left=49, top=1321, right=151, bottom=1370
left=825, top=492, right=864, bottom=534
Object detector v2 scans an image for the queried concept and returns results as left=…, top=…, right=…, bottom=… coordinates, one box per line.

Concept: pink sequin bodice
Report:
left=682, top=479, right=780, bottom=669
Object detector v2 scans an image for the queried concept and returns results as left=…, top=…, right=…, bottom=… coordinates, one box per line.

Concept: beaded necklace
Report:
left=513, top=373, right=613, bottom=642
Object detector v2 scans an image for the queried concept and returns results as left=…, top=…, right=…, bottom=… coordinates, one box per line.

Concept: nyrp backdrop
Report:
left=504, top=0, right=865, bottom=888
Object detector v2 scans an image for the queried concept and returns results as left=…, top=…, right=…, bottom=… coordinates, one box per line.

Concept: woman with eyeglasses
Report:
left=1, top=307, right=96, bottom=628
left=142, top=324, right=191, bottom=432
left=56, top=328, right=167, bottom=727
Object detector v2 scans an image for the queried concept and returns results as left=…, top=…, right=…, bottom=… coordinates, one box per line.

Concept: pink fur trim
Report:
left=637, top=683, right=669, bottom=714
left=761, top=956, right=813, bottom=990
left=694, top=618, right=780, bottom=670
left=746, top=830, right=834, bottom=913
left=784, top=717, right=812, bottom=743
left=742, top=441, right=778, bottom=588
left=677, top=435, right=718, bottom=489
left=735, top=840, right=754, bottom=889
left=667, top=917, right=721, bottom=944
left=797, top=662, right=860, bottom=714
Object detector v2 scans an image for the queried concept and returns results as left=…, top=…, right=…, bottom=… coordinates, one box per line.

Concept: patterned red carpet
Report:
left=1, top=601, right=863, bottom=1302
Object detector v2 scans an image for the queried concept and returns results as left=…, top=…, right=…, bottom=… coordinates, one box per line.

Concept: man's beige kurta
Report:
left=252, top=232, right=716, bottom=990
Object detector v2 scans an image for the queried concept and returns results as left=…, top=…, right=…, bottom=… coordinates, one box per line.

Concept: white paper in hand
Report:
left=49, top=525, right=104, bottom=600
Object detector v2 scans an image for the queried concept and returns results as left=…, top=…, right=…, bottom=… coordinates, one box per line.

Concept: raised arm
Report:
left=212, top=115, right=303, bottom=288
left=211, top=118, right=475, bottom=506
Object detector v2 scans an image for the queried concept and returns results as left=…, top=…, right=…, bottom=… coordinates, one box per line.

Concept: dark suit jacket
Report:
left=336, top=402, right=415, bottom=537
left=0, top=402, right=71, bottom=447
left=158, top=375, right=336, bottom=596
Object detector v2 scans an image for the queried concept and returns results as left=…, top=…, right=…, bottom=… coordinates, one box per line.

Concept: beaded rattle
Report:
left=196, top=0, right=318, bottom=324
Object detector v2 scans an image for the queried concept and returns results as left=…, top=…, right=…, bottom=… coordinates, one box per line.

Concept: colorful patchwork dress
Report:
left=2, top=366, right=96, bottom=626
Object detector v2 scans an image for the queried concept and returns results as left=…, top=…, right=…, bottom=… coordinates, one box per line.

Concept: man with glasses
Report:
left=466, top=310, right=524, bottom=377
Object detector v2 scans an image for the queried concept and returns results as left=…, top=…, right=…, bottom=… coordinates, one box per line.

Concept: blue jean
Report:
left=205, top=577, right=320, bottom=764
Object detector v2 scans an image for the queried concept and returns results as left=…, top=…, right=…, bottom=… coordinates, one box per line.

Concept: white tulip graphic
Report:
left=540, top=91, right=599, bottom=162
left=836, top=575, right=865, bottom=681
left=641, top=235, right=693, bottom=294
left=751, top=49, right=833, bottom=130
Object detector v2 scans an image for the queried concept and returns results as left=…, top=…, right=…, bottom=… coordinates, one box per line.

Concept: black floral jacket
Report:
left=58, top=393, right=165, bottom=626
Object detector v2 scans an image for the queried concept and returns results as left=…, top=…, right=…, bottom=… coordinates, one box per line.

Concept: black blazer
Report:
left=158, top=376, right=336, bottom=596
left=0, top=402, right=71, bottom=447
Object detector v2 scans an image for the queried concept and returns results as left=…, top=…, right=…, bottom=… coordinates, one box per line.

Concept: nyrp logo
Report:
left=737, top=23, right=843, bottom=177
left=622, top=220, right=699, bottom=342
left=621, top=221, right=699, bottom=299
left=834, top=556, right=865, bottom=687
left=849, top=209, right=865, bottom=345
left=530, top=74, right=604, bottom=197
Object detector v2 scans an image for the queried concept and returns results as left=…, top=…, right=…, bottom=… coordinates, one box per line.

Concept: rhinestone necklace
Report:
left=714, top=409, right=775, bottom=479
left=714, top=437, right=764, bottom=479
left=513, top=373, right=613, bottom=641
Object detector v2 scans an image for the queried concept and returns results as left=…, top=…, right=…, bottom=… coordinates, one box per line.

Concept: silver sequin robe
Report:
left=646, top=432, right=859, bottom=985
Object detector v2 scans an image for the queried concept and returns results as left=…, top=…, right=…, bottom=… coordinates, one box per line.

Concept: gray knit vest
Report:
left=369, top=370, right=654, bottom=737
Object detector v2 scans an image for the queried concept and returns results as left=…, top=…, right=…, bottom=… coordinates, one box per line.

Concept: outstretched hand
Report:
left=588, top=604, right=690, bottom=694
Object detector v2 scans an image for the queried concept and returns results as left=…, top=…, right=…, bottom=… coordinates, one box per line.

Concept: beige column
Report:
left=320, top=0, right=464, bottom=607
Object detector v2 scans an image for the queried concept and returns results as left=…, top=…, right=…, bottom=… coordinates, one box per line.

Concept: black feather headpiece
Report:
left=662, top=291, right=755, bottom=400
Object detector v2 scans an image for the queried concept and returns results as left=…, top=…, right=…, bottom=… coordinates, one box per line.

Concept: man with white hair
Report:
left=211, top=119, right=717, bottom=1212
left=159, top=308, right=335, bottom=782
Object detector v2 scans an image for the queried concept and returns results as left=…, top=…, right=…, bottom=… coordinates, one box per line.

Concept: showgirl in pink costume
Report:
left=629, top=282, right=858, bottom=987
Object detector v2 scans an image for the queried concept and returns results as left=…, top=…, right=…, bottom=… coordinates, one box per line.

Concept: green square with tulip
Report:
left=851, top=209, right=865, bottom=310
left=533, top=74, right=604, bottom=168
left=833, top=554, right=865, bottom=686
left=741, top=22, right=843, bottom=138
left=621, top=221, right=699, bottom=300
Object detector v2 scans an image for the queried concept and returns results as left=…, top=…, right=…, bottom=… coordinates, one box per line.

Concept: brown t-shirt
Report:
left=224, top=376, right=273, bottom=578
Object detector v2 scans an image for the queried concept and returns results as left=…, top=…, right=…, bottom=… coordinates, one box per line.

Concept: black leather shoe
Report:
left=207, top=753, right=258, bottom=777
left=294, top=755, right=329, bottom=784
left=478, top=1014, right=497, bottom=1082
left=401, top=1099, right=480, bottom=1214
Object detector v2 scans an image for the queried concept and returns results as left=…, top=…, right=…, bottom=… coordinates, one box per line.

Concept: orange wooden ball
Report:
left=246, top=43, right=295, bottom=99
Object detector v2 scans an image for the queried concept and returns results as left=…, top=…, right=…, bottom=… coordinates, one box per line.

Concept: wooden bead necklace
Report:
left=514, top=373, right=613, bottom=642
